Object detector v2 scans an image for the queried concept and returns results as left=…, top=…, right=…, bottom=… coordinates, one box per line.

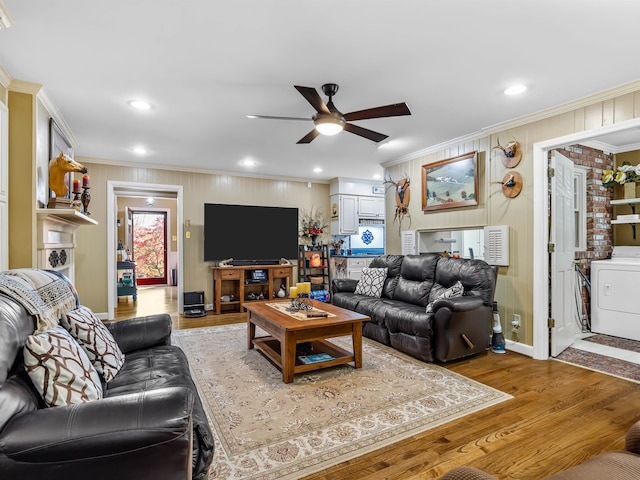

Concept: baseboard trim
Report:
left=506, top=340, right=535, bottom=357
left=95, top=312, right=109, bottom=321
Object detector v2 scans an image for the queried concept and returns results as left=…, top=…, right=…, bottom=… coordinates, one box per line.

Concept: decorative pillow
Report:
left=354, top=267, right=388, bottom=298
left=61, top=305, right=125, bottom=382
left=426, top=281, right=465, bottom=313
left=24, top=326, right=103, bottom=407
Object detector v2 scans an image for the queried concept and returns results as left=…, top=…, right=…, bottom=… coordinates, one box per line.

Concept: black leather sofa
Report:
left=0, top=288, right=213, bottom=479
left=332, top=253, right=497, bottom=363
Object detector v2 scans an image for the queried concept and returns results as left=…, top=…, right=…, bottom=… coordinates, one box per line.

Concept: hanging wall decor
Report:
left=492, top=137, right=522, bottom=168
left=384, top=173, right=411, bottom=232
left=500, top=171, right=523, bottom=198
left=421, top=151, right=478, bottom=212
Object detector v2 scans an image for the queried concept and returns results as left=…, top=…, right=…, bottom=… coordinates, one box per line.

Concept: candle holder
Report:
left=71, top=190, right=82, bottom=212
left=81, top=187, right=91, bottom=216
left=288, top=293, right=313, bottom=312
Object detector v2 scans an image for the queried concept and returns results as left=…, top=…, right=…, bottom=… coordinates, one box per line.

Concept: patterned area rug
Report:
left=173, top=325, right=511, bottom=480
left=555, top=335, right=640, bottom=383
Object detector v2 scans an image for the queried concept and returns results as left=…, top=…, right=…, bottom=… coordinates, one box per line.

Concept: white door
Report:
left=550, top=151, right=579, bottom=356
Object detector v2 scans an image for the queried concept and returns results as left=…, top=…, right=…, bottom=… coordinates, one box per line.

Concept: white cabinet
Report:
left=346, top=257, right=369, bottom=281
left=358, top=196, right=385, bottom=217
left=331, top=194, right=358, bottom=234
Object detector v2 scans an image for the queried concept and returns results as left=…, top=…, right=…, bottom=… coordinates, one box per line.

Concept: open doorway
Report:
left=107, top=181, right=184, bottom=320
left=132, top=210, right=168, bottom=286
left=533, top=117, right=640, bottom=360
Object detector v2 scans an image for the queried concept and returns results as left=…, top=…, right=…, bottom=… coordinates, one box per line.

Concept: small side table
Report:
left=117, top=260, right=137, bottom=301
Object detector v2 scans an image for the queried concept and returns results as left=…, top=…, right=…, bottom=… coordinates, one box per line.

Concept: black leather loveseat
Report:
left=332, top=253, right=496, bottom=363
left=0, top=271, right=213, bottom=480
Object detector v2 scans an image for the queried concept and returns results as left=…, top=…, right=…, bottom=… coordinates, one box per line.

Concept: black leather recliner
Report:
left=332, top=253, right=497, bottom=363
left=0, top=288, right=213, bottom=480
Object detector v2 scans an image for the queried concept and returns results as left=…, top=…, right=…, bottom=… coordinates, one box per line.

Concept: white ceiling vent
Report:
left=484, top=225, right=509, bottom=266
left=0, top=2, right=13, bottom=29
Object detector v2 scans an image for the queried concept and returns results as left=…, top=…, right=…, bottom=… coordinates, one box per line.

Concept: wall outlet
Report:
left=512, top=314, right=521, bottom=328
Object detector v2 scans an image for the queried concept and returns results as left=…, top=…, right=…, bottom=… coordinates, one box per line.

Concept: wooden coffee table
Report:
left=245, top=300, right=370, bottom=383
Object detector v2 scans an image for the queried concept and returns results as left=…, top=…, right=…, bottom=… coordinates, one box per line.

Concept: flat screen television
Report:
left=204, top=203, right=299, bottom=263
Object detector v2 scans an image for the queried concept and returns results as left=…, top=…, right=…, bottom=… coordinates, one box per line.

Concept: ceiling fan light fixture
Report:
left=314, top=114, right=345, bottom=136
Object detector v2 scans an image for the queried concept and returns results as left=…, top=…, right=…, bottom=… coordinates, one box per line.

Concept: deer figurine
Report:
left=48, top=152, right=88, bottom=197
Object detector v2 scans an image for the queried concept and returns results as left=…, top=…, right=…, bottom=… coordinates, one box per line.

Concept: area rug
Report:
left=172, top=324, right=512, bottom=480
left=555, top=335, right=640, bottom=383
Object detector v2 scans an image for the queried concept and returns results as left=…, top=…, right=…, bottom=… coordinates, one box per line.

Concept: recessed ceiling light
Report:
left=372, top=174, right=382, bottom=180
left=313, top=167, right=322, bottom=173
left=133, top=146, right=147, bottom=155
left=240, top=159, right=256, bottom=167
left=128, top=100, right=152, bottom=110
left=504, top=85, right=527, bottom=96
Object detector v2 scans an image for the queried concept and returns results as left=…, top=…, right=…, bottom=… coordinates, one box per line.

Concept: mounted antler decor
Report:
left=492, top=136, right=522, bottom=168
left=492, top=170, right=523, bottom=198
left=384, top=174, right=411, bottom=232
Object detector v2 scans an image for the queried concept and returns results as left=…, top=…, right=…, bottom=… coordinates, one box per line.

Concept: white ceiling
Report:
left=1, top=0, right=640, bottom=182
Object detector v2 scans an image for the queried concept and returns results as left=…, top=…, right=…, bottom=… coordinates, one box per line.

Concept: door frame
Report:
left=532, top=117, right=640, bottom=360
left=106, top=181, right=183, bottom=320
left=130, top=208, right=170, bottom=285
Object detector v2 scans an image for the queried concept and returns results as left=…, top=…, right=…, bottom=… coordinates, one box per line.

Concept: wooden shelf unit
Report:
left=210, top=264, right=293, bottom=314
left=298, top=244, right=331, bottom=302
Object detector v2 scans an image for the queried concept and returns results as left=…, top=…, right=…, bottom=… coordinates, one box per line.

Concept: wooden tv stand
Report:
left=210, top=264, right=293, bottom=315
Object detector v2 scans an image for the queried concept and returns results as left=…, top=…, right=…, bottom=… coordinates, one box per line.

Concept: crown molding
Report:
left=581, top=139, right=640, bottom=155
left=10, top=80, right=78, bottom=147
left=77, top=156, right=332, bottom=185
left=382, top=130, right=484, bottom=168
left=383, top=78, right=640, bottom=168
left=8, top=79, right=42, bottom=95
left=0, top=1, right=13, bottom=29
left=0, top=64, right=10, bottom=88
left=37, top=88, right=78, bottom=147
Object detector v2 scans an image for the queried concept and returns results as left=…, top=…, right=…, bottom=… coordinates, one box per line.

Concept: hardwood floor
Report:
left=115, top=286, right=640, bottom=479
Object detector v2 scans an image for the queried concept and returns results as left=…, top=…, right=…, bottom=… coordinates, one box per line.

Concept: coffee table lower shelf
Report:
left=252, top=336, right=355, bottom=375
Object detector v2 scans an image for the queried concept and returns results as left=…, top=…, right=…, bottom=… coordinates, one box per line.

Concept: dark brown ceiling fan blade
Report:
left=344, top=102, right=411, bottom=122
left=294, top=86, right=330, bottom=114
left=248, top=115, right=310, bottom=121
left=296, top=129, right=321, bottom=144
left=344, top=123, right=388, bottom=143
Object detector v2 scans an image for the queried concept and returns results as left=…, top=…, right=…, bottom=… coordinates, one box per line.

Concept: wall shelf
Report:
left=611, top=198, right=639, bottom=239
left=36, top=208, right=98, bottom=226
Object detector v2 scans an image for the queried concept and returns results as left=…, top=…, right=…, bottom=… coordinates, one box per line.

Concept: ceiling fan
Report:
left=248, top=83, right=411, bottom=144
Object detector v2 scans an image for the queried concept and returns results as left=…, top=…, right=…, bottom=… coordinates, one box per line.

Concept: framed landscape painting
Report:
left=421, top=151, right=478, bottom=211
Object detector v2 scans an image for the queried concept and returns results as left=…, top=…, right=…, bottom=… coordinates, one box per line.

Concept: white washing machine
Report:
left=590, top=246, right=640, bottom=341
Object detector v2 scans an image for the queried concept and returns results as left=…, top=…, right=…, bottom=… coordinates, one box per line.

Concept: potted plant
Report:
left=602, top=162, right=640, bottom=199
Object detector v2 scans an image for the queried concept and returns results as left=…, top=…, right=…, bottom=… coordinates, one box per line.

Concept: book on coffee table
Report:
left=298, top=353, right=335, bottom=364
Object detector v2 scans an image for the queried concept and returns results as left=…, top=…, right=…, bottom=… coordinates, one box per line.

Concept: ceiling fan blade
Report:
left=294, top=86, right=330, bottom=114
left=344, top=102, right=411, bottom=122
left=247, top=115, right=310, bottom=121
left=296, top=129, right=320, bottom=144
left=344, top=123, right=388, bottom=143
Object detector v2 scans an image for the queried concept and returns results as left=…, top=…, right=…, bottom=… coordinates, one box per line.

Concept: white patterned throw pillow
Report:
left=24, top=326, right=103, bottom=407
left=354, top=267, right=388, bottom=298
left=426, top=281, right=465, bottom=313
left=61, top=305, right=125, bottom=382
